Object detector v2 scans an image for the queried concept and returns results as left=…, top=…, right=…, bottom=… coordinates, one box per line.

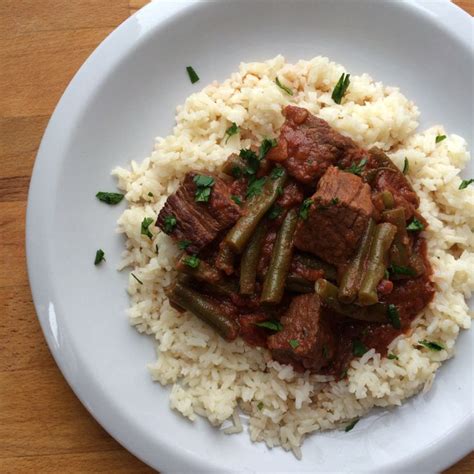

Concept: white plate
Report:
left=27, top=1, right=473, bottom=472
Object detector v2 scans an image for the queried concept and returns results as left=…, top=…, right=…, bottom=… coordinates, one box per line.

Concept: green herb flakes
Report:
left=131, top=273, right=143, bottom=285
left=246, top=177, right=266, bottom=199
left=435, top=134, right=446, bottom=144
left=299, top=198, right=313, bottom=220
left=387, top=353, right=399, bottom=360
left=270, top=166, right=285, bottom=180
left=418, top=340, right=445, bottom=351
left=239, top=148, right=259, bottom=175
left=94, top=249, right=105, bottom=265
left=225, top=122, right=240, bottom=143
left=183, top=255, right=200, bottom=269
left=275, top=77, right=293, bottom=96
left=459, top=179, right=474, bottom=190
left=178, top=240, right=191, bottom=250
left=344, top=418, right=359, bottom=432
left=332, top=73, right=351, bottom=104
left=186, top=66, right=199, bottom=84
left=193, top=174, right=215, bottom=203
left=403, top=158, right=409, bottom=175
left=352, top=340, right=368, bottom=357
left=389, top=264, right=416, bottom=277
left=346, top=158, right=367, bottom=176
left=289, top=339, right=300, bottom=349
left=163, top=215, right=177, bottom=234
left=256, top=320, right=283, bottom=332
left=258, top=138, right=277, bottom=160
left=387, top=304, right=401, bottom=329
left=231, top=195, right=243, bottom=206
left=268, top=205, right=283, bottom=220
left=96, top=191, right=124, bottom=205
left=330, top=197, right=340, bottom=205
left=257, top=401, right=264, bottom=411
left=140, top=217, right=154, bottom=239
left=406, top=218, right=424, bottom=232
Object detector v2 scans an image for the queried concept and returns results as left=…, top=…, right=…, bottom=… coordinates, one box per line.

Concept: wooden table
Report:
left=0, top=1, right=472, bottom=472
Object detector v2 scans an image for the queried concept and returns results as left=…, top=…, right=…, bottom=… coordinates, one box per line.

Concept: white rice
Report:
left=112, top=56, right=473, bottom=456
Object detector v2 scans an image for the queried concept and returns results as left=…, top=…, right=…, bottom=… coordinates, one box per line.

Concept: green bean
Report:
left=285, top=274, right=314, bottom=293
left=261, top=208, right=298, bottom=304
left=338, top=218, right=375, bottom=304
left=224, top=171, right=287, bottom=253
left=381, top=190, right=395, bottom=209
left=382, top=208, right=410, bottom=268
left=315, top=279, right=388, bottom=323
left=215, top=243, right=235, bottom=276
left=293, top=253, right=338, bottom=282
left=222, top=153, right=247, bottom=177
left=177, top=255, right=220, bottom=283
left=240, top=221, right=267, bottom=294
left=358, top=223, right=397, bottom=305
left=166, top=282, right=239, bottom=341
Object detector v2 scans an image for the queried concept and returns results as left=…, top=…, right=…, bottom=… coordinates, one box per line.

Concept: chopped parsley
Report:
left=256, top=320, right=283, bottom=332
left=387, top=353, right=399, bottom=360
left=183, top=255, right=200, bottom=269
left=387, top=304, right=401, bottom=329
left=95, top=191, right=124, bottom=205
left=406, top=218, right=424, bottom=232
left=193, top=174, right=215, bottom=203
left=178, top=240, right=191, bottom=250
left=231, top=166, right=243, bottom=179
left=344, top=418, right=359, bottom=432
left=330, top=197, right=340, bottom=205
left=299, top=198, right=313, bottom=220
left=352, top=340, right=368, bottom=357
left=257, top=401, right=264, bottom=411
left=94, top=249, right=105, bottom=265
left=389, top=264, right=416, bottom=277
left=186, top=66, right=199, bottom=84
left=163, top=215, right=177, bottom=234
left=275, top=77, right=293, bottom=96
left=148, top=192, right=154, bottom=197
left=331, top=73, right=351, bottom=104
left=258, top=138, right=277, bottom=160
left=459, top=179, right=474, bottom=190
left=230, top=195, right=243, bottom=206
left=246, top=177, right=266, bottom=199
left=289, top=339, right=300, bottom=349
left=140, top=217, right=154, bottom=239
left=131, top=273, right=143, bottom=285
left=346, top=158, right=367, bottom=176
left=403, top=158, right=409, bottom=175
left=270, top=166, right=285, bottom=180
left=418, top=340, right=445, bottom=352
left=239, top=148, right=260, bottom=175
left=276, top=185, right=284, bottom=196
left=435, top=134, right=446, bottom=144
left=225, top=122, right=240, bottom=143
left=268, top=205, right=283, bottom=220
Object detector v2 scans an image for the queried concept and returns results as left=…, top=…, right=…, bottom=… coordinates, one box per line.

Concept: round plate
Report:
left=27, top=1, right=473, bottom=472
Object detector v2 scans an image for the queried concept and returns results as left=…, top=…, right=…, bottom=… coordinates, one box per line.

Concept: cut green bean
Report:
left=315, top=279, right=388, bottom=323
left=215, top=243, right=235, bottom=275
left=261, top=209, right=298, bottom=304
left=224, top=171, right=287, bottom=253
left=293, top=253, right=338, bottom=282
left=240, top=221, right=268, bottom=294
left=177, top=254, right=220, bottom=283
left=382, top=207, right=410, bottom=268
left=338, top=218, right=375, bottom=303
left=166, top=282, right=239, bottom=341
left=285, top=274, right=314, bottom=293
left=358, top=223, right=397, bottom=305
left=381, top=190, right=394, bottom=209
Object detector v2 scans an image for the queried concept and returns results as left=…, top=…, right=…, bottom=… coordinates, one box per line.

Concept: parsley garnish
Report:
left=346, top=158, right=367, bottom=176
left=459, top=179, right=473, bottom=190
left=403, top=158, right=409, bottom=175
left=96, top=191, right=124, bottom=205
left=344, top=418, right=359, bottom=432
left=389, top=264, right=416, bottom=277
left=275, top=77, right=293, bottom=96
left=332, top=73, right=351, bottom=104
left=140, top=217, right=154, bottom=239
left=406, top=218, right=424, bottom=232
left=230, top=195, right=243, bottom=206
left=387, top=353, right=399, bottom=360
left=131, top=273, right=143, bottom=285
left=299, top=198, right=313, bottom=220
left=435, top=134, right=446, bottom=144
left=268, top=205, right=283, bottom=220
left=163, top=215, right=177, bottom=234
left=239, top=148, right=260, bottom=175
left=418, top=340, right=445, bottom=351
left=289, top=339, right=300, bottom=349
left=178, top=240, right=191, bottom=250
left=352, top=340, right=368, bottom=357
left=256, top=320, right=283, bottom=332
left=193, top=174, right=215, bottom=202
left=246, top=177, right=266, bottom=199
left=257, top=401, right=264, bottom=411
left=330, top=197, right=340, bottom=205
left=186, top=66, right=199, bottom=84
left=258, top=138, right=277, bottom=160
left=231, top=166, right=243, bottom=179
left=270, top=166, right=285, bottom=180
left=148, top=192, right=154, bottom=197
left=387, top=304, right=401, bottom=329
left=183, top=255, right=200, bottom=269
left=94, top=249, right=105, bottom=265
left=225, top=122, right=240, bottom=143
left=276, top=185, right=284, bottom=196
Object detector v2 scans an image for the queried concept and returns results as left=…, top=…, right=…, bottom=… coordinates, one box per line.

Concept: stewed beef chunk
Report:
left=294, top=166, right=374, bottom=265
left=156, top=172, right=241, bottom=253
left=266, top=105, right=364, bottom=185
left=267, top=294, right=335, bottom=372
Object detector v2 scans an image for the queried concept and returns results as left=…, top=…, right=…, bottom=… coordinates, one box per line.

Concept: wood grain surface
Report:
left=0, top=1, right=472, bottom=472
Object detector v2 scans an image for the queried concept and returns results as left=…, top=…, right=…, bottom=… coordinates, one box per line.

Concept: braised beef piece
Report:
left=266, top=105, right=364, bottom=185
left=156, top=172, right=241, bottom=253
left=267, top=294, right=336, bottom=372
left=294, top=166, right=374, bottom=265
